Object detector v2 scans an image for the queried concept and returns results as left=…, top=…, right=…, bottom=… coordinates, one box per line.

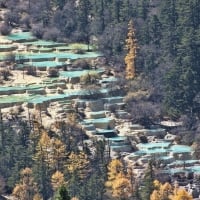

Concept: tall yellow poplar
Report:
left=105, top=159, right=124, bottom=188
left=125, top=20, right=138, bottom=80
left=106, top=159, right=132, bottom=199
left=34, top=131, right=51, bottom=165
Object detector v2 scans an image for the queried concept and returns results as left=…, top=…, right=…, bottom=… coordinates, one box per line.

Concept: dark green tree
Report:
left=54, top=185, right=70, bottom=200
left=140, top=160, right=155, bottom=200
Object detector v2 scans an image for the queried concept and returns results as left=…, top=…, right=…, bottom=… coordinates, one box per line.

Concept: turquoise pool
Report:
left=7, top=32, right=35, bottom=41
left=137, top=142, right=171, bottom=150
left=169, top=145, right=192, bottom=153
left=25, top=61, right=64, bottom=68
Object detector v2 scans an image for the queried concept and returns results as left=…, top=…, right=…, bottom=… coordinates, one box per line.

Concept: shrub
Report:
left=20, top=15, right=31, bottom=29
left=72, top=30, right=87, bottom=42
left=124, top=91, right=149, bottom=104
left=5, top=53, right=16, bottom=63
left=0, top=68, right=12, bottom=80
left=72, top=59, right=90, bottom=69
left=129, top=101, right=161, bottom=126
left=43, top=27, right=60, bottom=41
left=47, top=68, right=59, bottom=77
left=73, top=49, right=85, bottom=54
left=26, top=66, right=37, bottom=76
left=31, top=24, right=44, bottom=39
left=79, top=86, right=104, bottom=100
left=80, top=72, right=100, bottom=85
left=4, top=11, right=20, bottom=27
left=72, top=44, right=86, bottom=54
left=0, top=23, right=11, bottom=35
left=0, top=0, right=7, bottom=8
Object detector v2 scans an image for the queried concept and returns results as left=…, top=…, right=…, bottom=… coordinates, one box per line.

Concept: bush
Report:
left=26, top=66, right=37, bottom=76
left=0, top=23, right=11, bottom=35
left=129, top=101, right=161, bottom=126
left=79, top=86, right=104, bottom=100
left=72, top=44, right=86, bottom=54
left=4, top=11, right=20, bottom=27
left=31, top=24, right=45, bottom=39
left=47, top=68, right=59, bottom=77
left=0, top=68, right=12, bottom=80
left=80, top=72, right=100, bottom=85
left=71, top=30, right=88, bottom=42
left=0, top=0, right=7, bottom=8
left=20, top=15, right=31, bottom=29
left=72, top=59, right=90, bottom=69
left=124, top=90, right=149, bottom=104
left=73, top=49, right=85, bottom=54
left=43, top=27, right=60, bottom=41
left=5, top=53, right=16, bottom=63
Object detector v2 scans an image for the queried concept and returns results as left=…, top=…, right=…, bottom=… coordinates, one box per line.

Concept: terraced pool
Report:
left=25, top=61, right=64, bottom=68
left=7, top=32, right=36, bottom=42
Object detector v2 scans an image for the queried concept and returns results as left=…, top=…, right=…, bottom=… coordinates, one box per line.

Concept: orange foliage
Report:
left=125, top=20, right=138, bottom=80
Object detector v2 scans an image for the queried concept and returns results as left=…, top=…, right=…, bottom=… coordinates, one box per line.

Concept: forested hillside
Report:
left=2, top=0, right=199, bottom=120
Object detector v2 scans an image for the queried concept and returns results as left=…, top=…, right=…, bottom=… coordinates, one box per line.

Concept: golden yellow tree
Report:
left=66, top=151, right=89, bottom=179
left=33, top=130, right=52, bottom=199
left=51, top=170, right=65, bottom=191
left=106, top=159, right=132, bottom=199
left=35, top=131, right=51, bottom=164
left=50, top=138, right=66, bottom=170
left=12, top=168, right=40, bottom=200
left=150, top=180, right=193, bottom=200
left=169, top=188, right=193, bottom=200
left=124, top=20, right=138, bottom=80
left=71, top=197, right=79, bottom=200
left=112, top=172, right=132, bottom=199
left=150, top=180, right=172, bottom=200
left=106, top=159, right=124, bottom=188
left=33, top=193, right=43, bottom=200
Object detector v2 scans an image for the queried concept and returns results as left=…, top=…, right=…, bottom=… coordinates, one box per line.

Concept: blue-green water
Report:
left=24, top=40, right=65, bottom=47
left=14, top=52, right=101, bottom=62
left=137, top=142, right=171, bottom=149
left=169, top=145, right=192, bottom=153
left=7, top=32, right=35, bottom=41
left=84, top=118, right=112, bottom=123
left=25, top=61, right=64, bottom=68
left=60, top=70, right=103, bottom=78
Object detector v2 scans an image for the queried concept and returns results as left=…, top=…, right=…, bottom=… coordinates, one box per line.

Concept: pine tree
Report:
left=54, top=185, right=71, bottom=200
left=124, top=20, right=138, bottom=80
left=33, top=131, right=52, bottom=200
left=140, top=160, right=155, bottom=200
